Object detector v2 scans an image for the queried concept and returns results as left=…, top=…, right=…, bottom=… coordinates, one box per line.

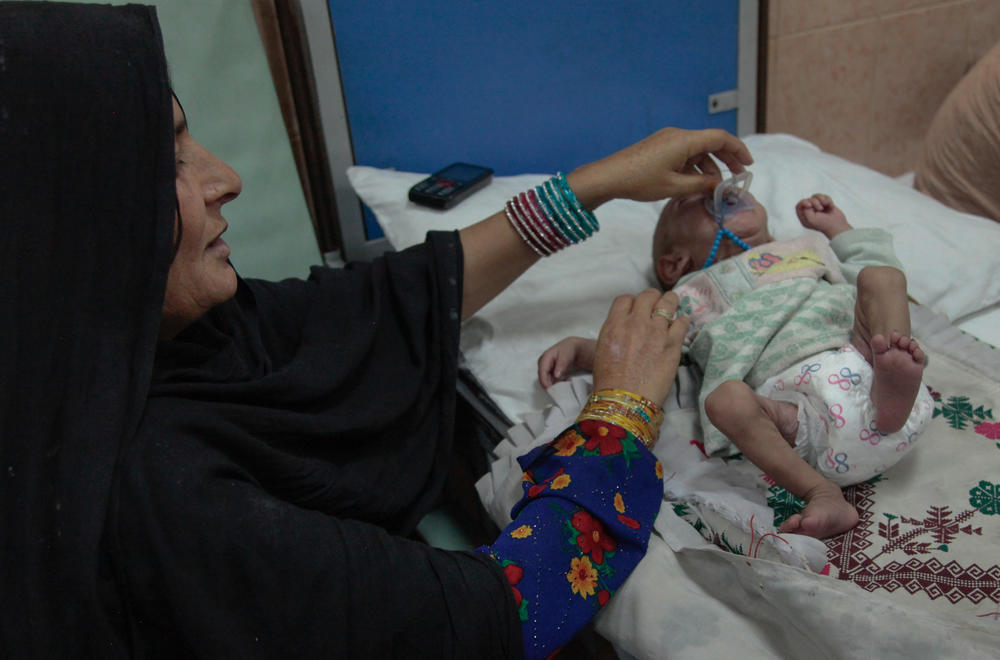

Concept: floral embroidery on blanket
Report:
left=825, top=480, right=1000, bottom=603
left=673, top=377, right=1000, bottom=612
left=812, top=385, right=998, bottom=605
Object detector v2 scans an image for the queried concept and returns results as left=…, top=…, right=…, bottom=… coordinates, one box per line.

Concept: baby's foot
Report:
left=871, top=331, right=925, bottom=433
left=778, top=485, right=859, bottom=539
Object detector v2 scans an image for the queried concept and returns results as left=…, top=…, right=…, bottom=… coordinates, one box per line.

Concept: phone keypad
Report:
left=409, top=164, right=492, bottom=208
left=415, top=178, right=457, bottom=198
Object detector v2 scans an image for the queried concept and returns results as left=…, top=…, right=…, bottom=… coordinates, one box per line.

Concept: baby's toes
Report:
left=871, top=333, right=890, bottom=354
left=778, top=513, right=803, bottom=534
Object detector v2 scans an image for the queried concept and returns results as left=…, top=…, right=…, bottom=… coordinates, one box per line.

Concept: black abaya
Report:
left=0, top=4, right=519, bottom=657
left=120, top=238, right=518, bottom=658
left=1, top=4, right=174, bottom=656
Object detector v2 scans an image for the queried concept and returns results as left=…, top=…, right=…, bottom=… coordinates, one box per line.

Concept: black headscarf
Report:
left=1, top=3, right=174, bottom=656
left=1, top=3, right=520, bottom=658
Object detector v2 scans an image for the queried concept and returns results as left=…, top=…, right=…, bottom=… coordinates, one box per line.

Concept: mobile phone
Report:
left=408, top=162, right=493, bottom=209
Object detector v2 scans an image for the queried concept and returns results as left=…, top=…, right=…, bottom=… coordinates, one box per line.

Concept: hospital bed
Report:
left=346, top=133, right=1000, bottom=658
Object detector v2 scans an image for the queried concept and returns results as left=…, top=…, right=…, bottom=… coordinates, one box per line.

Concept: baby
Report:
left=539, top=189, right=932, bottom=539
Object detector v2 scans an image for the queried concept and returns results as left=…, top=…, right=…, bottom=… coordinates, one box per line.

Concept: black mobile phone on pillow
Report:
left=408, top=162, right=493, bottom=209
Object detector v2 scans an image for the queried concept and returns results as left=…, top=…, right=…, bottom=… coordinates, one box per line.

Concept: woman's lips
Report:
left=207, top=235, right=230, bottom=258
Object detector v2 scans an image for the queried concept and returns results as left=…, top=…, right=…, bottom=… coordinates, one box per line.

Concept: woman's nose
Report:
left=201, top=147, right=242, bottom=205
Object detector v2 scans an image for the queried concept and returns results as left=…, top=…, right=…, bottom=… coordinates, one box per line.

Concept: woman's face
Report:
left=160, top=99, right=243, bottom=339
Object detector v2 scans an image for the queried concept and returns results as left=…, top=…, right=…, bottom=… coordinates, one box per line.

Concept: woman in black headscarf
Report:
left=0, top=3, right=752, bottom=658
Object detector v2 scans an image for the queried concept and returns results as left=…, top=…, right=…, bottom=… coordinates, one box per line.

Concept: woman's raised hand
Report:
left=591, top=290, right=690, bottom=407
left=458, top=127, right=750, bottom=321
left=566, top=128, right=753, bottom=210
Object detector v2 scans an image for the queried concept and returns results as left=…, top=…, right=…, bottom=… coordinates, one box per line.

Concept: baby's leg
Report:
left=705, top=380, right=859, bottom=539
left=851, top=266, right=925, bottom=433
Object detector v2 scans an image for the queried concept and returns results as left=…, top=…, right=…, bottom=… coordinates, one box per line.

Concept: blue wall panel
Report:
left=328, top=1, right=739, bottom=175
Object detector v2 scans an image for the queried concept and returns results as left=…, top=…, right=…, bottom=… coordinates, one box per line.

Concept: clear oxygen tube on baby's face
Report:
left=701, top=171, right=754, bottom=269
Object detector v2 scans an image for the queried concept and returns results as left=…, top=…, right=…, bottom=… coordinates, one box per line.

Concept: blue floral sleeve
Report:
left=477, top=419, right=664, bottom=659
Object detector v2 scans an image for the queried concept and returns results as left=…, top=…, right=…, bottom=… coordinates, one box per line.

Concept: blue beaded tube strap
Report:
left=702, top=172, right=754, bottom=269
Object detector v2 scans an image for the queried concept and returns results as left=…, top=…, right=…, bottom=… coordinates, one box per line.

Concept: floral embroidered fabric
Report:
left=478, top=419, right=663, bottom=659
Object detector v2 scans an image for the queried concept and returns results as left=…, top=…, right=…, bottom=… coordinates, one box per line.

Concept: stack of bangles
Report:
left=504, top=172, right=599, bottom=256
left=577, top=389, right=664, bottom=449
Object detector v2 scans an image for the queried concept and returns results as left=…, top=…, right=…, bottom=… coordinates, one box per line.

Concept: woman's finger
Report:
left=605, top=293, right=637, bottom=321
left=663, top=172, right=720, bottom=197
left=652, top=291, right=679, bottom=315
left=666, top=314, right=690, bottom=341
left=630, top=288, right=663, bottom=319
left=690, top=153, right=721, bottom=179
left=686, top=128, right=753, bottom=173
left=651, top=292, right=684, bottom=340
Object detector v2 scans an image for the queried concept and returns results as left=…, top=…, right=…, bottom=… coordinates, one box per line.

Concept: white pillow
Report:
left=742, top=134, right=1000, bottom=322
left=349, top=133, right=1000, bottom=322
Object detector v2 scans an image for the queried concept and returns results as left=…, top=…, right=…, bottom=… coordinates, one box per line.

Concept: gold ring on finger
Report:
left=651, top=308, right=674, bottom=322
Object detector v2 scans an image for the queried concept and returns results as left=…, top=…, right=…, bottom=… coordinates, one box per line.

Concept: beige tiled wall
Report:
left=765, top=0, right=1000, bottom=175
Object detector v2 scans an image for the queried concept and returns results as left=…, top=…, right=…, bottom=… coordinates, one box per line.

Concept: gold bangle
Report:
left=590, top=388, right=661, bottom=411
left=576, top=388, right=663, bottom=448
left=588, top=390, right=663, bottom=427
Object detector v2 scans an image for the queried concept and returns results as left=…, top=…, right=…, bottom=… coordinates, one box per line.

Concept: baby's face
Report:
left=661, top=190, right=772, bottom=266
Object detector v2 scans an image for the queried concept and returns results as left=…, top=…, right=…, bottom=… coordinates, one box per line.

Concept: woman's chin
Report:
left=220, top=267, right=238, bottom=300
left=208, top=263, right=239, bottom=306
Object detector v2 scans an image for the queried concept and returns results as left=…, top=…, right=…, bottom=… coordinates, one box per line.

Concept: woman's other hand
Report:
left=566, top=127, right=753, bottom=210
left=591, top=290, right=689, bottom=407
left=537, top=336, right=598, bottom=389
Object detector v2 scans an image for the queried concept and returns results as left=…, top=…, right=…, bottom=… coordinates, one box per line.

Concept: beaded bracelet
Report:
left=503, top=202, right=547, bottom=256
left=535, top=184, right=582, bottom=243
left=540, top=180, right=588, bottom=241
left=518, top=192, right=568, bottom=251
left=503, top=175, right=600, bottom=256
left=555, top=173, right=599, bottom=232
left=576, top=388, right=664, bottom=448
left=504, top=198, right=555, bottom=257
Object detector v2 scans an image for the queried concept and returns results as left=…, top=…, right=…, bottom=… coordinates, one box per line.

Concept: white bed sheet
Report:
left=473, top=304, right=1000, bottom=659
left=350, top=133, right=1000, bottom=657
left=349, top=133, right=1000, bottom=424
left=956, top=303, right=1000, bottom=348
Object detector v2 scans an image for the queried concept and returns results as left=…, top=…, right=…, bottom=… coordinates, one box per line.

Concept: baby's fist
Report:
left=795, top=193, right=851, bottom=239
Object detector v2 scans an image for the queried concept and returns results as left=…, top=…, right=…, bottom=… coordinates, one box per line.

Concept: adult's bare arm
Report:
left=458, top=127, right=753, bottom=319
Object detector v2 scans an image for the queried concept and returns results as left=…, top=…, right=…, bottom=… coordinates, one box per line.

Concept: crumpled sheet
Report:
left=476, top=305, right=1000, bottom=658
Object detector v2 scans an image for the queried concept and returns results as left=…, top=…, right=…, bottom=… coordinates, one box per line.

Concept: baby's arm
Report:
left=537, top=336, right=597, bottom=388
left=796, top=194, right=852, bottom=239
